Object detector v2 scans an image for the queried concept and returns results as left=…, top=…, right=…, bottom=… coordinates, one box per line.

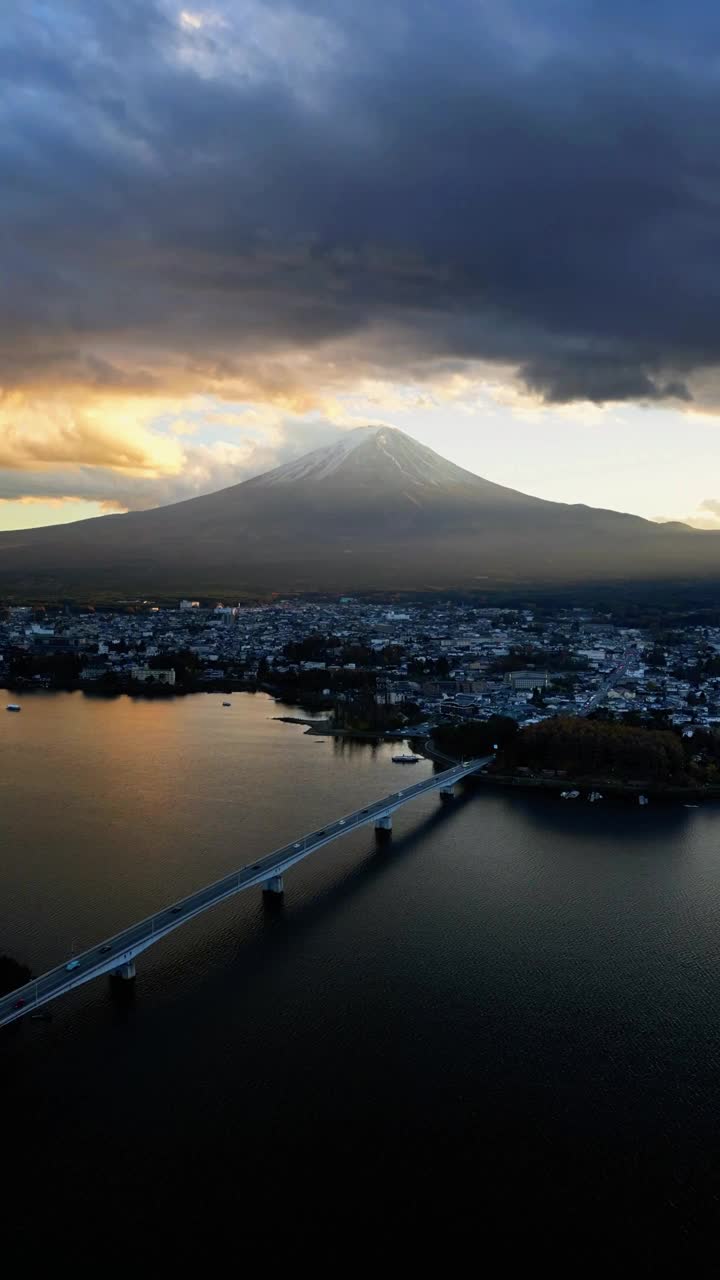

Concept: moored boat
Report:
left=6, top=704, right=21, bottom=712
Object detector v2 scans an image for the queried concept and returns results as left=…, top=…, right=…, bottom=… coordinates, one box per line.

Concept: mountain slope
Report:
left=0, top=426, right=717, bottom=597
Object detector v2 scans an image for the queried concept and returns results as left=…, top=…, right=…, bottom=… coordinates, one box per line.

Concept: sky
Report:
left=2, top=0, right=720, bottom=531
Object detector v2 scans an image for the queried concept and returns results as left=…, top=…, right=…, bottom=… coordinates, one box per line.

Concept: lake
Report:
left=2, top=690, right=719, bottom=1258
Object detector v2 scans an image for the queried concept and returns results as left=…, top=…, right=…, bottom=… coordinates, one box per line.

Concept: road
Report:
left=579, top=650, right=632, bottom=716
left=0, top=754, right=491, bottom=1028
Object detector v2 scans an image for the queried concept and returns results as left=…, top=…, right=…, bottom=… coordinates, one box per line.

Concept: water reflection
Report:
left=478, top=780, right=697, bottom=843
left=3, top=690, right=720, bottom=1251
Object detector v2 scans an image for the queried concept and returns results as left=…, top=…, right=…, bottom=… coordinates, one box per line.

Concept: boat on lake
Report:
left=588, top=791, right=603, bottom=802
left=392, top=754, right=420, bottom=764
left=560, top=789, right=580, bottom=799
left=6, top=704, right=21, bottom=712
left=639, top=794, right=649, bottom=806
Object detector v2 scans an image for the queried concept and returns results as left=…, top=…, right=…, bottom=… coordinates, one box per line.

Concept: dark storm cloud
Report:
left=5, top=0, right=720, bottom=403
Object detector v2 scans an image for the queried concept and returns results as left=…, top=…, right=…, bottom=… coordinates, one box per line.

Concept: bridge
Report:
left=0, top=754, right=491, bottom=1028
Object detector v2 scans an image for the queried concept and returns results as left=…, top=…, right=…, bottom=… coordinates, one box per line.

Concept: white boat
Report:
left=639, top=794, right=649, bottom=806
left=684, top=804, right=699, bottom=809
left=588, top=791, right=603, bottom=802
left=6, top=704, right=21, bottom=712
left=560, top=790, right=580, bottom=799
left=392, top=754, right=420, bottom=764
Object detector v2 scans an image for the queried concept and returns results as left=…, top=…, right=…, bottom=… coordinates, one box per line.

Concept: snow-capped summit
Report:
left=250, top=424, right=530, bottom=498
left=252, top=426, right=385, bottom=486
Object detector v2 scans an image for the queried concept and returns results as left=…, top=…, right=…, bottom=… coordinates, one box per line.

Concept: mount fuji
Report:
left=0, top=426, right=717, bottom=598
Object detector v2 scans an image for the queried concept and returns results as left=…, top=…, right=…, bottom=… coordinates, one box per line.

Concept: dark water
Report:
left=2, top=691, right=720, bottom=1258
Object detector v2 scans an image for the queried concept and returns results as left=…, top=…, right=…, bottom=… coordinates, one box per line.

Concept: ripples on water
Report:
left=2, top=691, right=719, bottom=1256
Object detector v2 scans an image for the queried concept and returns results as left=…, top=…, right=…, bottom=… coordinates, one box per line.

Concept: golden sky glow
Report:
left=3, top=1, right=720, bottom=531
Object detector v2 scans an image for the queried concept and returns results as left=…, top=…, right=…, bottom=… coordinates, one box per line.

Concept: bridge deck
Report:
left=0, top=755, right=490, bottom=1028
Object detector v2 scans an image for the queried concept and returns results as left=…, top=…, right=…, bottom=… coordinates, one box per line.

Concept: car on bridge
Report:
left=0, top=757, right=487, bottom=1031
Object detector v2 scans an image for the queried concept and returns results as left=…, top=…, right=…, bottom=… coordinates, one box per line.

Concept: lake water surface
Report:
left=2, top=690, right=719, bottom=1257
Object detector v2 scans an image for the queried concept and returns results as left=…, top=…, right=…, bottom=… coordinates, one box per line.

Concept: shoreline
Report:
left=282, top=717, right=720, bottom=801
left=472, top=770, right=720, bottom=803
left=1, top=679, right=261, bottom=699
left=8, top=688, right=717, bottom=802
left=273, top=715, right=422, bottom=744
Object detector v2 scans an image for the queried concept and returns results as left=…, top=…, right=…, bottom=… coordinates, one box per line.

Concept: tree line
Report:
left=499, top=717, right=689, bottom=783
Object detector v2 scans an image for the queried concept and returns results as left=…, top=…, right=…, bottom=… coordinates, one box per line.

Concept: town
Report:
left=2, top=595, right=720, bottom=739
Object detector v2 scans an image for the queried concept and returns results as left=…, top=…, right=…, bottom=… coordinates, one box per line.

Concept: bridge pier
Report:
left=0, top=758, right=499, bottom=1030
left=263, top=874, right=284, bottom=895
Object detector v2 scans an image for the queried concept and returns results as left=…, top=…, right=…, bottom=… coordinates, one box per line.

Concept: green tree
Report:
left=499, top=716, right=686, bottom=783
